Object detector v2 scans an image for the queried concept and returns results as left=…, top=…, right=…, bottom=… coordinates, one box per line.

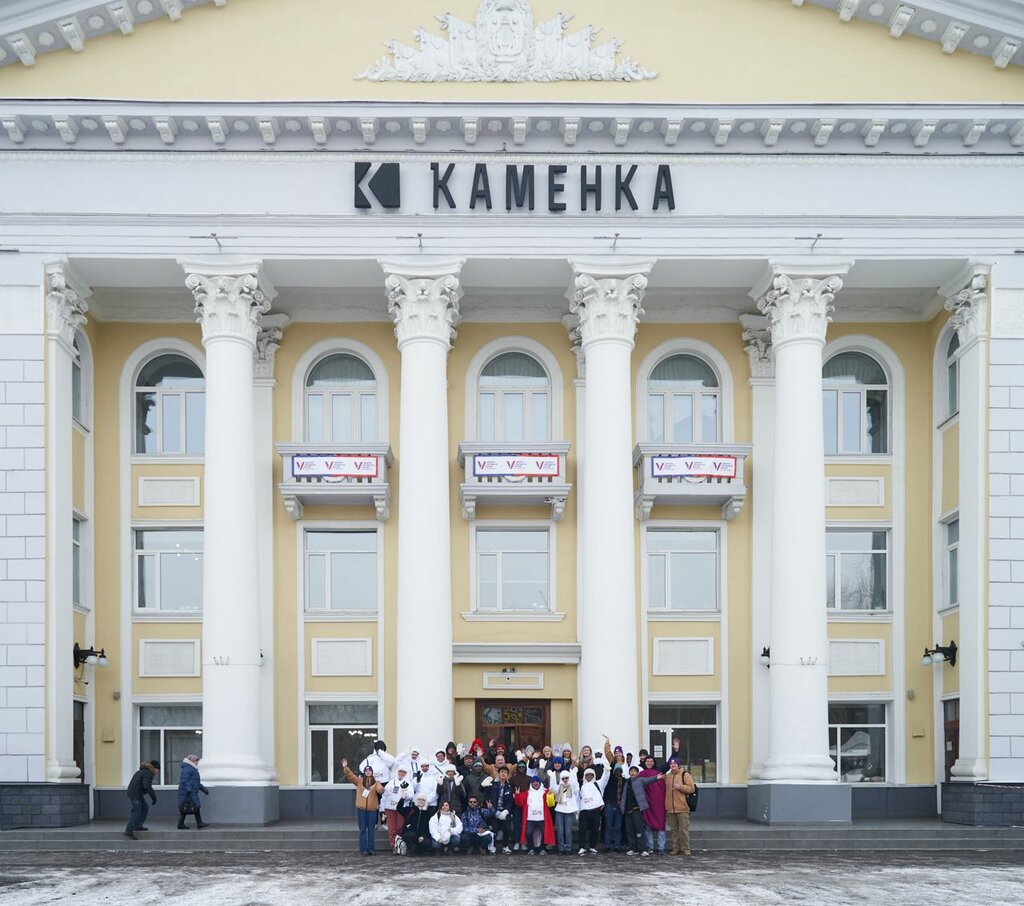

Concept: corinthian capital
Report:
left=381, top=258, right=465, bottom=350
left=941, top=263, right=990, bottom=345
left=739, top=314, right=773, bottom=380
left=254, top=314, right=291, bottom=381
left=180, top=259, right=276, bottom=348
left=567, top=260, right=655, bottom=348
left=44, top=261, right=90, bottom=349
left=752, top=260, right=852, bottom=348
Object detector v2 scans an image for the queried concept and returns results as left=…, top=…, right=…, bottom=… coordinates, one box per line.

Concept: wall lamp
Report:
left=758, top=647, right=771, bottom=668
left=73, top=643, right=108, bottom=669
left=922, top=641, right=957, bottom=668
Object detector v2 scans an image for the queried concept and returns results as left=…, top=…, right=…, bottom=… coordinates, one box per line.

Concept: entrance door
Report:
left=943, top=698, right=960, bottom=782
left=477, top=700, right=550, bottom=753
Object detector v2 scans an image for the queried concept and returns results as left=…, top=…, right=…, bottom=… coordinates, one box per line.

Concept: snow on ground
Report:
left=1, top=851, right=1023, bottom=905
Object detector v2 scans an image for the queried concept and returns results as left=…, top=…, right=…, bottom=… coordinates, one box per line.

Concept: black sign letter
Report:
left=505, top=165, right=536, bottom=211
left=652, top=165, right=676, bottom=212
left=355, top=162, right=401, bottom=209
left=470, top=164, right=493, bottom=211
left=432, top=162, right=456, bottom=210
left=548, top=165, right=567, bottom=213
left=615, top=165, right=639, bottom=212
left=580, top=166, right=602, bottom=212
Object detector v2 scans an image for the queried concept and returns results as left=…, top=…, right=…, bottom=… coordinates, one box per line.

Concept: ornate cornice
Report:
left=941, top=262, right=990, bottom=344
left=181, top=258, right=275, bottom=348
left=1, top=101, right=1022, bottom=155
left=568, top=259, right=654, bottom=348
left=381, top=258, right=465, bottom=350
left=44, top=260, right=90, bottom=348
left=355, top=1, right=655, bottom=83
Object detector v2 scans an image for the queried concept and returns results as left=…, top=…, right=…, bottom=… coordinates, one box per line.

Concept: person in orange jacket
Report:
left=342, top=758, right=385, bottom=856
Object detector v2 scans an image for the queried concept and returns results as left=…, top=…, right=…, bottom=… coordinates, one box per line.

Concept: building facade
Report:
left=1, top=0, right=1024, bottom=826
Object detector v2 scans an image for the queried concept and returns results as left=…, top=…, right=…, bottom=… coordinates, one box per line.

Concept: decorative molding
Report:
left=311, top=638, right=372, bottom=676
left=941, top=263, right=990, bottom=345
left=254, top=313, right=290, bottom=381
left=568, top=259, right=654, bottom=348
left=139, top=639, right=200, bottom=677
left=180, top=258, right=275, bottom=348
left=740, top=313, right=774, bottom=380
left=354, top=1, right=656, bottom=83
left=828, top=639, right=886, bottom=676
left=753, top=260, right=854, bottom=348
left=482, top=671, right=544, bottom=690
left=381, top=258, right=465, bottom=350
left=452, top=642, right=581, bottom=664
left=652, top=637, right=715, bottom=676
left=138, top=476, right=200, bottom=507
left=44, top=260, right=90, bottom=348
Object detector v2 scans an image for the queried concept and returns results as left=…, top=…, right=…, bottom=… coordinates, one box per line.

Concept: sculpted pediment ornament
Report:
left=355, top=0, right=657, bottom=83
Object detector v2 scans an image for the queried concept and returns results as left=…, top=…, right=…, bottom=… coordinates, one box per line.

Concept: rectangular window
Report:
left=648, top=704, right=718, bottom=783
left=671, top=394, right=694, bottom=443
left=828, top=703, right=887, bottom=782
left=304, top=531, right=378, bottom=612
left=72, top=518, right=82, bottom=607
left=308, top=702, right=378, bottom=784
left=134, top=529, right=203, bottom=612
left=476, top=528, right=550, bottom=612
left=647, top=529, right=719, bottom=612
left=946, top=518, right=959, bottom=608
left=947, top=360, right=959, bottom=418
left=139, top=704, right=202, bottom=786
left=823, top=389, right=838, bottom=455
left=825, top=530, right=888, bottom=611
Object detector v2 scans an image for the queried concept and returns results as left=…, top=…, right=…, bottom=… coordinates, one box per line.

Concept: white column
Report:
left=253, top=315, right=288, bottom=779
left=942, top=265, right=990, bottom=781
left=382, top=258, right=464, bottom=751
left=755, top=261, right=850, bottom=783
left=741, top=315, right=774, bottom=780
left=569, top=259, right=654, bottom=750
left=43, top=261, right=89, bottom=782
left=181, top=259, right=275, bottom=784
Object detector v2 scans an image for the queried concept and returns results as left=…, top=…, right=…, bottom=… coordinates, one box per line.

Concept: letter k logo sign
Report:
left=355, top=162, right=401, bottom=209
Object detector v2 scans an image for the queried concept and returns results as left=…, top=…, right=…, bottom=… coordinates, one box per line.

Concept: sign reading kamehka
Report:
left=650, top=455, right=737, bottom=479
left=292, top=454, right=379, bottom=479
left=473, top=454, right=561, bottom=478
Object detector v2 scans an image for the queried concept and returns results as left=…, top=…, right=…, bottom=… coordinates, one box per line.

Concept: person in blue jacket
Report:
left=177, top=754, right=210, bottom=829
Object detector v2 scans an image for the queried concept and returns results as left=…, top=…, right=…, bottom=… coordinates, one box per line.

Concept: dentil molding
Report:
left=355, top=0, right=656, bottom=83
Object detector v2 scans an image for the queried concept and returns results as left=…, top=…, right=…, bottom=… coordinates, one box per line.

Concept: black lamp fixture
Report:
left=922, top=640, right=957, bottom=668
left=73, top=643, right=108, bottom=669
left=759, top=646, right=771, bottom=668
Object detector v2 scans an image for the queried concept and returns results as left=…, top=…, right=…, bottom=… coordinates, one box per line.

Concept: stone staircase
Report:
left=2, top=819, right=1024, bottom=853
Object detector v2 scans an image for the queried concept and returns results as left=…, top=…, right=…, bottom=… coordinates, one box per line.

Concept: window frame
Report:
left=71, top=330, right=91, bottom=430
left=825, top=528, right=890, bottom=613
left=822, top=352, right=890, bottom=456
left=132, top=353, right=206, bottom=457
left=303, top=352, right=380, bottom=444
left=302, top=526, right=382, bottom=615
left=133, top=526, right=204, bottom=614
left=72, top=514, right=85, bottom=610
left=647, top=702, right=720, bottom=784
left=137, top=702, right=203, bottom=787
left=306, top=701, right=379, bottom=786
left=645, top=353, right=721, bottom=445
left=645, top=526, right=722, bottom=614
left=471, top=523, right=555, bottom=615
left=828, top=701, right=888, bottom=783
left=476, top=351, right=552, bottom=444
left=944, top=516, right=960, bottom=610
left=945, top=332, right=962, bottom=420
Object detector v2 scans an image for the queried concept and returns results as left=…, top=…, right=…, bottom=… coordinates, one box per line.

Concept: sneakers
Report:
left=578, top=847, right=586, bottom=855
left=588, top=848, right=598, bottom=854
left=625, top=850, right=636, bottom=856
left=488, top=845, right=496, bottom=854
left=527, top=849, right=536, bottom=856
left=122, top=831, right=137, bottom=840
left=537, top=848, right=548, bottom=856
left=502, top=847, right=512, bottom=854
left=641, top=850, right=651, bottom=857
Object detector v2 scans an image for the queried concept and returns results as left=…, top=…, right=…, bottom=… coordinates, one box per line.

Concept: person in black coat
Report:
left=436, top=765, right=466, bottom=814
left=123, top=760, right=160, bottom=840
left=488, top=765, right=517, bottom=853
left=401, top=795, right=435, bottom=855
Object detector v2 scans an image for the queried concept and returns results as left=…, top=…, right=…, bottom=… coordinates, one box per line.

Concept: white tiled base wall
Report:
left=989, top=334, right=1024, bottom=782
left=0, top=282, right=46, bottom=783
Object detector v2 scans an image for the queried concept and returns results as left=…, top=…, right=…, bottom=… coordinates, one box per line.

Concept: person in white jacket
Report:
left=428, top=800, right=463, bottom=854
left=380, top=763, right=414, bottom=850
left=551, top=769, right=580, bottom=855
left=577, top=766, right=610, bottom=855
left=413, top=758, right=440, bottom=807
left=358, top=740, right=396, bottom=784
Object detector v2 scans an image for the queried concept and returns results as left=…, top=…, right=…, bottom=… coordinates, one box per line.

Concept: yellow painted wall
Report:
left=827, top=621, right=893, bottom=694
left=131, top=622, right=202, bottom=696
left=4, top=0, right=1023, bottom=102
left=825, top=462, right=892, bottom=521
left=130, top=463, right=204, bottom=521
left=303, top=623, right=378, bottom=695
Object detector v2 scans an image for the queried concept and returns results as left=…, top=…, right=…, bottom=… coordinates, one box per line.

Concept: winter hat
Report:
left=559, top=770, right=570, bottom=780
left=444, top=765, right=457, bottom=774
left=612, top=764, right=624, bottom=773
left=363, top=763, right=375, bottom=774
left=584, top=768, right=596, bottom=778
left=524, top=745, right=535, bottom=755
left=613, top=745, right=623, bottom=754
left=552, top=757, right=564, bottom=768
left=149, top=760, right=161, bottom=770
left=530, top=776, right=543, bottom=786
left=397, top=766, right=408, bottom=775
left=496, top=743, right=507, bottom=752
left=415, top=793, right=427, bottom=804
left=373, top=739, right=387, bottom=752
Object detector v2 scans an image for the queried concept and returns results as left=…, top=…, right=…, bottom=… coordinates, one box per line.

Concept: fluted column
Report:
left=181, top=258, right=276, bottom=796
left=941, top=264, right=990, bottom=782
left=44, top=261, right=89, bottom=783
left=383, top=258, right=464, bottom=751
left=755, top=261, right=851, bottom=792
left=569, top=259, right=654, bottom=749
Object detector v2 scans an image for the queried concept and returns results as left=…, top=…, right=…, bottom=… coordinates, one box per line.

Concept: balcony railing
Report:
left=633, top=442, right=752, bottom=521
left=276, top=443, right=393, bottom=521
left=458, top=442, right=572, bottom=521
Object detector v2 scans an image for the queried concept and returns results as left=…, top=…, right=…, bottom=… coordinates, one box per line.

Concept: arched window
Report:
left=477, top=352, right=550, bottom=443
left=647, top=354, right=720, bottom=444
left=304, top=354, right=378, bottom=443
left=134, top=354, right=205, bottom=455
left=823, top=352, right=888, bottom=455
left=945, top=332, right=961, bottom=419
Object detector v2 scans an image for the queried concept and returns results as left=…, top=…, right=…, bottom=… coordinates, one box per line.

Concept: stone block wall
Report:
left=942, top=782, right=1024, bottom=827
left=0, top=783, right=90, bottom=829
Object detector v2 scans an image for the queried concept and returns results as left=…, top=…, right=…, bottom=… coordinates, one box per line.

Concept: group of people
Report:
left=123, top=754, right=209, bottom=839
left=347, top=736, right=696, bottom=858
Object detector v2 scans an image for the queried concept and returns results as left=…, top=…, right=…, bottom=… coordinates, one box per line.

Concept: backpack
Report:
left=686, top=778, right=699, bottom=814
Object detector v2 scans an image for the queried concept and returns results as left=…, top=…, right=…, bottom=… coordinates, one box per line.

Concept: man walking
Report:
left=123, top=759, right=160, bottom=840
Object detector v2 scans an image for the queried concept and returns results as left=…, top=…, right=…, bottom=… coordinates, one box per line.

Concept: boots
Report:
left=177, top=812, right=189, bottom=830
left=195, top=809, right=210, bottom=829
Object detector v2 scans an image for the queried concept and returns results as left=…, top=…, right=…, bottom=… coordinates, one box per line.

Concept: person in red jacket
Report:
left=513, top=774, right=555, bottom=855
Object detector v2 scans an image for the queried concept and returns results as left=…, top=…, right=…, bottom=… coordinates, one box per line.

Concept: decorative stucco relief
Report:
left=355, top=0, right=656, bottom=83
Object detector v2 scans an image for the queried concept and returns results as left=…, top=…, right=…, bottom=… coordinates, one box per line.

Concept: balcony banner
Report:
left=650, top=454, right=737, bottom=479
left=473, top=454, right=560, bottom=478
left=292, top=454, right=379, bottom=479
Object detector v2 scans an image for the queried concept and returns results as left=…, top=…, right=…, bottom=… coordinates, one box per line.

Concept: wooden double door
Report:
left=476, top=700, right=550, bottom=753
